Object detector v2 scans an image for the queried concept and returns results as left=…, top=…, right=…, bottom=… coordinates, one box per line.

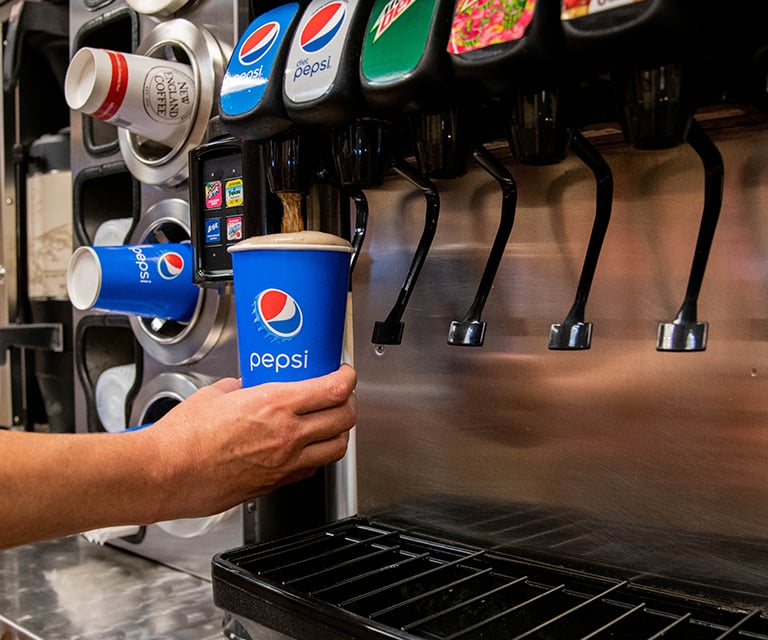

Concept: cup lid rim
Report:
left=228, top=243, right=354, bottom=254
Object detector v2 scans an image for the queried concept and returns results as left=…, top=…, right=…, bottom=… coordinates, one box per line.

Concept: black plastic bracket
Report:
left=0, top=323, right=63, bottom=365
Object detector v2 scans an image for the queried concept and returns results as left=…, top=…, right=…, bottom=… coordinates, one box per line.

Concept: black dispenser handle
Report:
left=371, top=157, right=439, bottom=346
left=657, top=118, right=723, bottom=351
left=448, top=145, right=517, bottom=347
left=347, top=186, right=369, bottom=281
left=549, top=130, right=613, bottom=350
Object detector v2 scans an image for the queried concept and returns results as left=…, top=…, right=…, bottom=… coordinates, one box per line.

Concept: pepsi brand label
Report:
left=255, top=289, right=304, bottom=339
left=285, top=0, right=356, bottom=104
left=220, top=3, right=301, bottom=116
left=249, top=289, right=310, bottom=373
left=130, top=246, right=185, bottom=283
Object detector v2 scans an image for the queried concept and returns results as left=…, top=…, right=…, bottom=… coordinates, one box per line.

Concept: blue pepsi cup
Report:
left=228, top=231, right=353, bottom=387
left=66, top=242, right=200, bottom=321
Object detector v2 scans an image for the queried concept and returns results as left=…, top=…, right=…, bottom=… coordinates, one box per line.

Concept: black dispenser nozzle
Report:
left=330, top=119, right=394, bottom=190
left=549, top=130, right=613, bottom=350
left=507, top=88, right=571, bottom=166
left=448, top=145, right=517, bottom=347
left=347, top=187, right=369, bottom=277
left=656, top=119, right=723, bottom=352
left=619, top=63, right=691, bottom=150
left=371, top=157, right=440, bottom=346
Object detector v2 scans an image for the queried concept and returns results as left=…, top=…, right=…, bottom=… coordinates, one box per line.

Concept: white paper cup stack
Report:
left=64, top=47, right=195, bottom=148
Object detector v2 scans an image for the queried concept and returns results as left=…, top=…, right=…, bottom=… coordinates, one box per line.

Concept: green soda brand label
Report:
left=448, top=0, right=535, bottom=54
left=361, top=0, right=438, bottom=81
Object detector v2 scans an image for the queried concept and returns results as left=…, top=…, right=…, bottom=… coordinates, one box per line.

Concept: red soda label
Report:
left=448, top=0, right=535, bottom=53
left=205, top=181, right=223, bottom=209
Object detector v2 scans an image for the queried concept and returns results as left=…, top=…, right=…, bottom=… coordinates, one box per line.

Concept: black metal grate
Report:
left=212, top=518, right=768, bottom=640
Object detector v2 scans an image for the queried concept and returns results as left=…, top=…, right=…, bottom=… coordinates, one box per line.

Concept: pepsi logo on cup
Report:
left=239, top=22, right=281, bottom=65
left=300, top=2, right=346, bottom=53
left=157, top=251, right=186, bottom=280
left=254, top=289, right=303, bottom=340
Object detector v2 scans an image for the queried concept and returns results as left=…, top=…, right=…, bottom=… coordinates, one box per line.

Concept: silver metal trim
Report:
left=129, top=198, right=228, bottom=365
left=118, top=20, right=228, bottom=186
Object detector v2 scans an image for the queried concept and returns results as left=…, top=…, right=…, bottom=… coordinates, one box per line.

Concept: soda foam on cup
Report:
left=230, top=230, right=352, bottom=249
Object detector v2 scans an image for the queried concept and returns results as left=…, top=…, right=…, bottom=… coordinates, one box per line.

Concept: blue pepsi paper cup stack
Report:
left=66, top=243, right=200, bottom=322
left=228, top=231, right=353, bottom=387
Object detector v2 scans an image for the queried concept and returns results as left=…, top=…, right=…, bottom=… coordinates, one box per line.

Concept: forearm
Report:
left=0, top=429, right=167, bottom=549
left=0, top=366, right=357, bottom=550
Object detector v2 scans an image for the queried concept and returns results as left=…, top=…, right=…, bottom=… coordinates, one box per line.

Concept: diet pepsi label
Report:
left=249, top=288, right=309, bottom=373
left=220, top=3, right=300, bottom=116
left=285, top=0, right=357, bottom=104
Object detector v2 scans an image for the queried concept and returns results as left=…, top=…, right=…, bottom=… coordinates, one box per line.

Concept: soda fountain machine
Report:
left=212, top=0, right=768, bottom=638
left=3, top=0, right=768, bottom=637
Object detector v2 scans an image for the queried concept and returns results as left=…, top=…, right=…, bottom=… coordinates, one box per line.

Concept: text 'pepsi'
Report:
left=249, top=350, right=309, bottom=373
left=293, top=56, right=333, bottom=81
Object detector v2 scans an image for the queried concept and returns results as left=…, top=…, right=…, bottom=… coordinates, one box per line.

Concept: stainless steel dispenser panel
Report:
left=352, top=124, right=768, bottom=603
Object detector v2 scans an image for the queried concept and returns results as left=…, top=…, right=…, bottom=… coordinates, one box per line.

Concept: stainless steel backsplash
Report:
left=350, top=121, right=768, bottom=606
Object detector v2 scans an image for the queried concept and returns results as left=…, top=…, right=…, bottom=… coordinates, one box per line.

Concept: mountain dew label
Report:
left=448, top=0, right=535, bottom=54
left=369, top=0, right=418, bottom=41
left=361, top=0, right=437, bottom=81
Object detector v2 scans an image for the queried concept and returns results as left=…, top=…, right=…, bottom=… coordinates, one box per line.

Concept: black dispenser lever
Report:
left=549, top=130, right=613, bottom=350
left=448, top=146, right=517, bottom=347
left=656, top=119, right=723, bottom=352
left=371, top=157, right=440, bottom=346
left=347, top=187, right=369, bottom=277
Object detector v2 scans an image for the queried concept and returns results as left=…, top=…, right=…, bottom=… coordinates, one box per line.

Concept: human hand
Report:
left=140, top=364, right=357, bottom=522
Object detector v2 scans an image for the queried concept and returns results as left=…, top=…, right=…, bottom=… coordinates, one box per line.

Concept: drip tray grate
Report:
left=212, top=518, right=768, bottom=640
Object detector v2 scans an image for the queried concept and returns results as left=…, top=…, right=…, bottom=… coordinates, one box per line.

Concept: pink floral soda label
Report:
left=448, top=0, right=536, bottom=54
